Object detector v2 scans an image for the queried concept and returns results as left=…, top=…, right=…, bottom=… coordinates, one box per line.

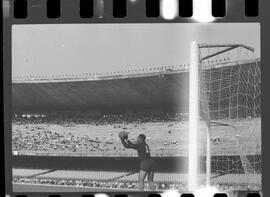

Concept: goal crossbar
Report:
left=199, top=44, right=254, bottom=61
left=198, top=44, right=254, bottom=51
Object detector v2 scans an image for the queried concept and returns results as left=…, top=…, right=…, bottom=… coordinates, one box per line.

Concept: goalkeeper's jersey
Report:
left=121, top=139, right=151, bottom=160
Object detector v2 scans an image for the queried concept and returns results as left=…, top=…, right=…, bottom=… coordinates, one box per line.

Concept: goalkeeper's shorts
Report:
left=140, top=158, right=156, bottom=172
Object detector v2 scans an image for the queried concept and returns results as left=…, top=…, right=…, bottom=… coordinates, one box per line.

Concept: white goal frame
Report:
left=188, top=42, right=255, bottom=191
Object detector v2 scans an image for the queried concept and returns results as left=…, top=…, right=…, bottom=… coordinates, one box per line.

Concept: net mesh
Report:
left=198, top=44, right=261, bottom=190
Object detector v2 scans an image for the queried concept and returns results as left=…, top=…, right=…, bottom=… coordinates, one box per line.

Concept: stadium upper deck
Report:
left=12, top=59, right=260, bottom=112
left=12, top=67, right=189, bottom=112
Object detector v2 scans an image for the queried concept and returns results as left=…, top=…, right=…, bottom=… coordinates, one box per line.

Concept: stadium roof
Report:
left=12, top=59, right=260, bottom=113
left=12, top=70, right=189, bottom=112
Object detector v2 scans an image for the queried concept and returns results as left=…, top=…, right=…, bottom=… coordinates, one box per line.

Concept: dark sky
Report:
left=12, top=23, right=260, bottom=77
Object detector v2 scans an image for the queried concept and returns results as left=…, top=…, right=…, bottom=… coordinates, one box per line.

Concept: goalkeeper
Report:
left=119, top=131, right=156, bottom=191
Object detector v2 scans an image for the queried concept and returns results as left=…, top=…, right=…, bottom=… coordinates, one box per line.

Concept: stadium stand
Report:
left=13, top=168, right=261, bottom=191
left=12, top=112, right=260, bottom=157
left=12, top=112, right=190, bottom=157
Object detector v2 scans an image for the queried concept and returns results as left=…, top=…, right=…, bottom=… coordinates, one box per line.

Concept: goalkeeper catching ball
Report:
left=119, top=131, right=156, bottom=191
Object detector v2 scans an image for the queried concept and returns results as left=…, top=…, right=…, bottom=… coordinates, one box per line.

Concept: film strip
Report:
left=3, top=0, right=260, bottom=20
left=9, top=0, right=259, bottom=19
left=3, top=0, right=266, bottom=197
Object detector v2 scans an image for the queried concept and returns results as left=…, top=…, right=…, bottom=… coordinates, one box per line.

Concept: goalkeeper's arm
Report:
left=121, top=139, right=138, bottom=149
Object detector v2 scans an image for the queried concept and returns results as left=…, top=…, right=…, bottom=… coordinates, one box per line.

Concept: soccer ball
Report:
left=119, top=131, right=129, bottom=140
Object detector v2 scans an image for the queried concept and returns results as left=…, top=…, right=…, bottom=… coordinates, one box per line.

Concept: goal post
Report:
left=188, top=42, right=261, bottom=191
left=188, top=42, right=212, bottom=190
left=188, top=41, right=200, bottom=191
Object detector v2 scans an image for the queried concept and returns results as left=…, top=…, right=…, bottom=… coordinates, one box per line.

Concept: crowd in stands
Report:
left=13, top=128, right=116, bottom=153
left=12, top=112, right=188, bottom=156
left=12, top=176, right=188, bottom=191
left=13, top=176, right=261, bottom=191
left=13, top=111, right=188, bottom=125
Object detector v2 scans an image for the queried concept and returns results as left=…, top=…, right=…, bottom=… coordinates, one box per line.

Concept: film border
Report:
left=3, top=0, right=268, bottom=197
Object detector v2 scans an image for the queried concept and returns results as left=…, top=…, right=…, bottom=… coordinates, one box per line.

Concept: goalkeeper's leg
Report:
left=148, top=171, right=155, bottom=191
left=138, top=170, right=147, bottom=191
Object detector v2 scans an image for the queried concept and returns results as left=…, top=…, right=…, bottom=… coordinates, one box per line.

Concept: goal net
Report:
left=197, top=44, right=261, bottom=191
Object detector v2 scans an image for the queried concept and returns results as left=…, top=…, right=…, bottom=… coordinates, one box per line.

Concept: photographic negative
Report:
left=11, top=23, right=261, bottom=193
